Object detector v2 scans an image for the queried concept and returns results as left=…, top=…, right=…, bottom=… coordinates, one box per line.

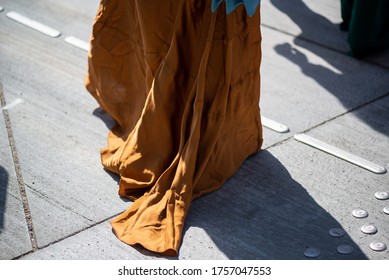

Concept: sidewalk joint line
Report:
left=298, top=91, right=389, bottom=135
left=0, top=82, right=38, bottom=251
left=25, top=183, right=94, bottom=223
left=13, top=213, right=119, bottom=259
left=264, top=91, right=389, bottom=150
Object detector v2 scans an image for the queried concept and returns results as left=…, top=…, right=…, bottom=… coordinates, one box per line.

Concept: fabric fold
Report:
left=85, top=0, right=263, bottom=255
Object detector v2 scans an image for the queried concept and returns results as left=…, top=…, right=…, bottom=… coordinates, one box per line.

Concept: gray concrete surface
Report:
left=0, top=2, right=129, bottom=249
left=0, top=0, right=388, bottom=260
left=0, top=111, right=31, bottom=259
left=261, top=0, right=389, bottom=68
left=260, top=26, right=389, bottom=148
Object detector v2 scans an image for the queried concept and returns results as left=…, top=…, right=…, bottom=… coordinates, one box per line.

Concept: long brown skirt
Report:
left=85, top=0, right=263, bottom=256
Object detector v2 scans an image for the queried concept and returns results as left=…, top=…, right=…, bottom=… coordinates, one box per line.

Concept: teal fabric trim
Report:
left=341, top=0, right=389, bottom=56
left=212, top=0, right=261, bottom=16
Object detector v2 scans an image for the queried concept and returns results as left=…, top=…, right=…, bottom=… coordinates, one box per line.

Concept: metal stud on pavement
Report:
left=375, top=191, right=389, bottom=200
left=304, top=247, right=321, bottom=258
left=329, top=228, right=346, bottom=238
left=369, top=242, right=387, bottom=252
left=352, top=209, right=368, bottom=218
left=383, top=206, right=389, bottom=215
left=361, top=224, right=378, bottom=235
left=337, top=245, right=353, bottom=255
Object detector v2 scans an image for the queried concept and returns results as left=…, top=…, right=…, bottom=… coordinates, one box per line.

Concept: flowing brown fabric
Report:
left=85, top=0, right=263, bottom=256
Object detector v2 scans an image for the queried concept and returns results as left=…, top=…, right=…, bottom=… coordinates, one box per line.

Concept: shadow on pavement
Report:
left=93, top=107, right=116, bottom=130
left=184, top=150, right=368, bottom=259
left=269, top=0, right=389, bottom=136
left=0, top=166, right=9, bottom=233
left=92, top=107, right=122, bottom=184
left=90, top=105, right=369, bottom=259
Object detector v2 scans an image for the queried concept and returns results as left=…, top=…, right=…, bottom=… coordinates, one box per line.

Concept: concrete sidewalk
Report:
left=0, top=0, right=388, bottom=260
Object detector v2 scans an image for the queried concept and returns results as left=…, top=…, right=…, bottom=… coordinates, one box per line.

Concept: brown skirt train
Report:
left=85, top=0, right=263, bottom=256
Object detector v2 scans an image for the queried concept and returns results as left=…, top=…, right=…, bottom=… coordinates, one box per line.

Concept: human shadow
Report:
left=269, top=0, right=389, bottom=136
left=270, top=0, right=346, bottom=50
left=183, top=151, right=368, bottom=259
left=92, top=107, right=116, bottom=130
left=0, top=166, right=9, bottom=233
left=90, top=104, right=369, bottom=259
left=92, top=107, right=121, bottom=184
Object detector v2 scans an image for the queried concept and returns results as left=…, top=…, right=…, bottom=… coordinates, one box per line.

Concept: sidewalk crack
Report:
left=264, top=91, right=389, bottom=150
left=25, top=183, right=94, bottom=223
left=0, top=82, right=38, bottom=251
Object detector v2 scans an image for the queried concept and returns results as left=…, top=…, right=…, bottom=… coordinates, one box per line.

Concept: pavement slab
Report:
left=262, top=0, right=348, bottom=52
left=183, top=93, right=389, bottom=260
left=183, top=148, right=368, bottom=260
left=0, top=0, right=99, bottom=42
left=287, top=96, right=389, bottom=259
left=19, top=91, right=389, bottom=259
left=0, top=0, right=388, bottom=261
left=19, top=146, right=370, bottom=260
left=20, top=219, right=232, bottom=260
left=0, top=3, right=128, bottom=250
left=0, top=103, right=32, bottom=259
left=261, top=0, right=389, bottom=69
left=20, top=221, right=169, bottom=260
left=301, top=94, right=389, bottom=168
left=260, top=26, right=389, bottom=148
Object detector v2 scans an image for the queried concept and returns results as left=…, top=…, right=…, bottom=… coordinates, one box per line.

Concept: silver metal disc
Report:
left=304, top=247, right=321, bottom=258
left=337, top=245, right=354, bottom=255
left=329, top=228, right=346, bottom=238
left=375, top=191, right=389, bottom=200
left=352, top=209, right=368, bottom=218
left=370, top=242, right=387, bottom=252
left=361, top=224, right=378, bottom=234
left=383, top=206, right=389, bottom=215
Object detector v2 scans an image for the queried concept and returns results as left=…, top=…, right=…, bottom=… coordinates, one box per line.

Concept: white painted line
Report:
left=294, top=134, right=387, bottom=174
left=261, top=116, right=289, bottom=133
left=6, top=11, right=61, bottom=38
left=0, top=98, right=24, bottom=111
left=0, top=6, right=4, bottom=12
left=64, top=36, right=89, bottom=52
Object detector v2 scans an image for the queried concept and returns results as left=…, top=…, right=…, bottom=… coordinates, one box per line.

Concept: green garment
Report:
left=341, top=0, right=389, bottom=57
